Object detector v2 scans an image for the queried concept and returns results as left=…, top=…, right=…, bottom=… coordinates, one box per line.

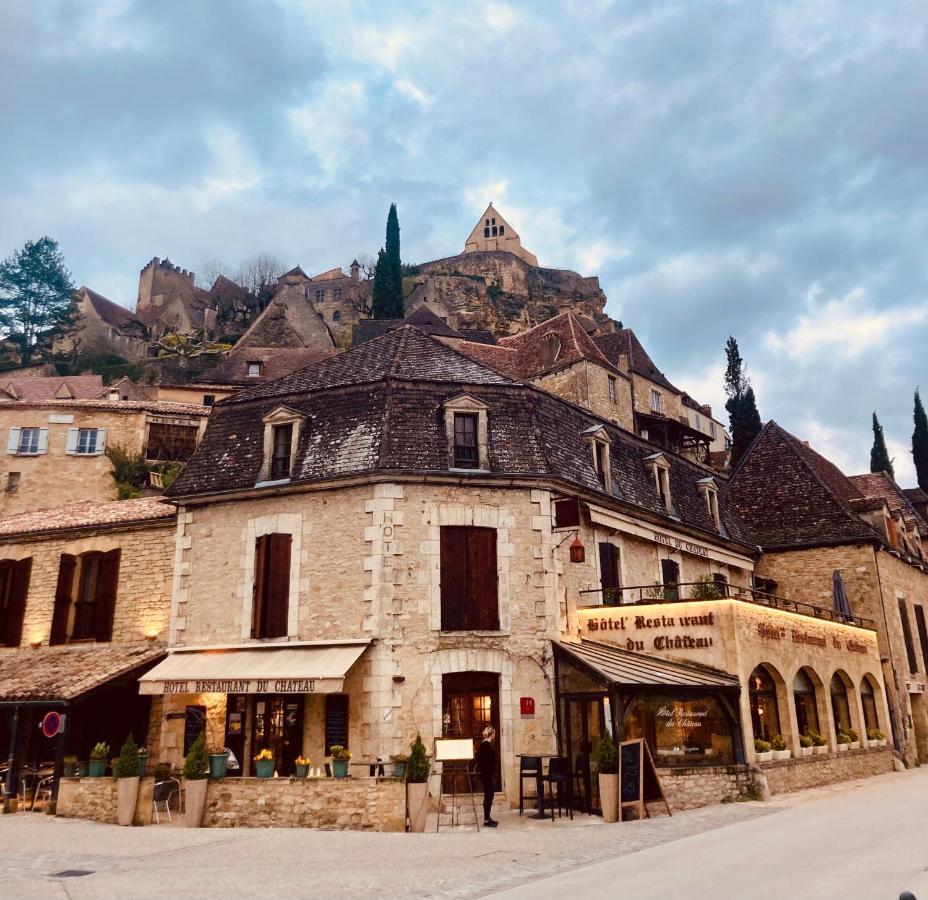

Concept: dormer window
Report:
left=698, top=477, right=721, bottom=530
left=645, top=452, right=672, bottom=514
left=247, top=361, right=263, bottom=377
left=444, top=395, right=489, bottom=470
left=583, top=426, right=612, bottom=494
left=259, top=406, right=306, bottom=484
left=271, top=424, right=293, bottom=479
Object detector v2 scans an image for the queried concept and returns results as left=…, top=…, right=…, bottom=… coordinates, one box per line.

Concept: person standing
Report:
left=477, top=726, right=498, bottom=828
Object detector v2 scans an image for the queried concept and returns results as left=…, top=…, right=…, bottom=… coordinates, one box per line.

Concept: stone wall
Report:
left=761, top=747, right=893, bottom=794
left=533, top=360, right=634, bottom=431
left=655, top=765, right=754, bottom=812
left=57, top=776, right=155, bottom=825
left=202, top=777, right=406, bottom=830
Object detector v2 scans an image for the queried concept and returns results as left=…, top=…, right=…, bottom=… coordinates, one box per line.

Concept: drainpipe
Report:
left=872, top=545, right=905, bottom=757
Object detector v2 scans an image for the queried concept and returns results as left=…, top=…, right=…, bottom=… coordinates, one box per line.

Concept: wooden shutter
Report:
left=65, top=428, right=79, bottom=454
left=265, top=533, right=292, bottom=638
left=468, top=527, right=498, bottom=630
left=440, top=527, right=470, bottom=630
left=2, top=559, right=31, bottom=647
left=598, top=543, right=620, bottom=605
left=37, top=428, right=49, bottom=454
left=252, top=535, right=268, bottom=638
left=6, top=428, right=20, bottom=454
left=94, top=549, right=121, bottom=642
left=50, top=554, right=77, bottom=645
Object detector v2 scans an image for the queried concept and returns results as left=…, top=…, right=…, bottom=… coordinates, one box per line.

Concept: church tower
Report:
left=463, top=203, right=538, bottom=266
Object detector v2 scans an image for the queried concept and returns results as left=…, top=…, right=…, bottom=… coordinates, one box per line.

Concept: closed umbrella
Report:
left=833, top=570, right=853, bottom=622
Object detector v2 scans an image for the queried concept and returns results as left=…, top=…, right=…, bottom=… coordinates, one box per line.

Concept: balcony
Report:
left=578, top=581, right=874, bottom=630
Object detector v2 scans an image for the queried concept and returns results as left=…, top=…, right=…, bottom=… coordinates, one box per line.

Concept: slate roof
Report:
left=594, top=328, right=681, bottom=393
left=0, top=643, right=165, bottom=702
left=169, top=327, right=753, bottom=550
left=81, top=286, right=143, bottom=330
left=0, top=398, right=209, bottom=416
left=0, top=498, right=174, bottom=539
left=0, top=375, right=104, bottom=401
left=849, top=472, right=928, bottom=534
left=206, top=348, right=333, bottom=385
left=728, top=421, right=879, bottom=550
left=352, top=319, right=400, bottom=346
left=402, top=306, right=463, bottom=338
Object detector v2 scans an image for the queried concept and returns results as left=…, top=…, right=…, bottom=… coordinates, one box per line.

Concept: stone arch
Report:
left=828, top=669, right=859, bottom=739
left=859, top=672, right=883, bottom=734
left=748, top=662, right=789, bottom=744
left=791, top=665, right=828, bottom=742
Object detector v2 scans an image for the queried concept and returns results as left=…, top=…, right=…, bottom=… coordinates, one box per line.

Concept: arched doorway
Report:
left=830, top=672, right=853, bottom=736
left=749, top=665, right=781, bottom=742
left=793, top=668, right=820, bottom=737
left=860, top=675, right=880, bottom=733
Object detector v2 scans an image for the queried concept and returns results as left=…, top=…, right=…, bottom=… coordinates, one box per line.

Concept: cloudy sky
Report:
left=1, top=1, right=926, bottom=483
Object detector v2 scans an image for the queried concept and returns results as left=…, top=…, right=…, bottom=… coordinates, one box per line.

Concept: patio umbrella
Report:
left=833, top=570, right=853, bottom=622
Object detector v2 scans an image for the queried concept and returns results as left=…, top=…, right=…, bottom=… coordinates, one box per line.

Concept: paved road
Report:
left=490, top=768, right=928, bottom=900
left=0, top=769, right=922, bottom=899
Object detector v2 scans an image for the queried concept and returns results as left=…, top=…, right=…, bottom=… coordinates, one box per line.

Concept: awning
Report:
left=138, top=640, right=369, bottom=696
left=554, top=639, right=740, bottom=691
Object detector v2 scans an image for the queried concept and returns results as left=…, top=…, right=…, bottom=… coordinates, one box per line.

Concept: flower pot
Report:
left=62, top=763, right=77, bottom=777
left=209, top=752, right=230, bottom=779
left=813, top=745, right=828, bottom=755
left=296, top=764, right=309, bottom=778
left=116, top=776, right=139, bottom=827
left=88, top=758, right=108, bottom=777
left=798, top=746, right=812, bottom=758
left=407, top=781, right=429, bottom=833
left=599, top=772, right=619, bottom=823
left=756, top=750, right=774, bottom=763
left=773, top=749, right=791, bottom=761
left=850, top=741, right=860, bottom=751
left=880, top=739, right=888, bottom=747
left=838, top=743, right=848, bottom=752
left=332, top=759, right=349, bottom=779
left=393, top=762, right=407, bottom=780
left=138, top=752, right=149, bottom=777
left=185, top=778, right=208, bottom=828
left=255, top=759, right=275, bottom=778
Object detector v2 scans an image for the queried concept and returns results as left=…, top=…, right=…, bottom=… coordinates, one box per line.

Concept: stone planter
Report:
left=88, top=758, right=108, bottom=777
left=880, top=739, right=889, bottom=748
left=866, top=739, right=879, bottom=749
left=813, top=745, right=828, bottom=755
left=209, top=752, right=230, bottom=779
left=599, top=772, right=619, bottom=823
left=773, top=749, right=791, bottom=761
left=116, top=776, right=139, bottom=827
left=255, top=759, right=274, bottom=778
left=295, top=764, right=309, bottom=778
left=407, top=782, right=429, bottom=833
left=850, top=741, right=860, bottom=751
left=332, top=759, right=349, bottom=779
left=797, top=746, right=812, bottom=758
left=837, top=743, right=849, bottom=752
left=756, top=750, right=774, bottom=763
left=185, top=778, right=208, bottom=827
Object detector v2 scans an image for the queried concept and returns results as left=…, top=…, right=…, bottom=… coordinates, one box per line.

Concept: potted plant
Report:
left=754, top=738, right=773, bottom=762
left=770, top=735, right=791, bottom=761
left=295, top=756, right=311, bottom=778
left=837, top=732, right=850, bottom=752
left=406, top=734, right=430, bottom=833
left=114, top=735, right=141, bottom=826
left=62, top=755, right=79, bottom=778
left=137, top=746, right=149, bottom=777
left=254, top=748, right=275, bottom=778
left=209, top=746, right=231, bottom=779
left=330, top=745, right=351, bottom=778
left=847, top=728, right=860, bottom=750
left=798, top=735, right=813, bottom=757
left=392, top=753, right=409, bottom=780
left=810, top=730, right=828, bottom=755
left=596, top=733, right=619, bottom=822
left=88, top=742, right=110, bottom=777
left=183, top=731, right=209, bottom=828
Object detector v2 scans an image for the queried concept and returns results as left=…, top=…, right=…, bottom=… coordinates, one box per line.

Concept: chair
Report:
left=33, top=776, right=53, bottom=812
left=518, top=756, right=541, bottom=815
left=152, top=778, right=179, bottom=824
left=543, top=757, right=572, bottom=820
left=572, top=753, right=591, bottom=815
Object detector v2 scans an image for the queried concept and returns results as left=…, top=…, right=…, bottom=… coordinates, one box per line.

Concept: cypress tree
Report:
left=913, top=389, right=928, bottom=490
left=385, top=203, right=403, bottom=318
left=371, top=248, right=392, bottom=320
left=870, top=411, right=894, bottom=478
left=724, top=336, right=762, bottom=469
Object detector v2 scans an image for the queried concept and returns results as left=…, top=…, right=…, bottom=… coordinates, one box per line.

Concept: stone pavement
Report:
left=0, top=770, right=916, bottom=899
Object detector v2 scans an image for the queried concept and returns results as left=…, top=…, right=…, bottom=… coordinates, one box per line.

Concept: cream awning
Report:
left=138, top=641, right=369, bottom=696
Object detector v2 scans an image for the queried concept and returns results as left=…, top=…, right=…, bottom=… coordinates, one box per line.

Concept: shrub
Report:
left=799, top=735, right=813, bottom=748
left=809, top=730, right=827, bottom=747
left=866, top=728, right=886, bottom=741
left=106, top=443, right=149, bottom=499
left=406, top=733, right=430, bottom=784
left=847, top=728, right=859, bottom=742
left=392, top=753, right=409, bottom=764
left=183, top=731, right=208, bottom=780
left=754, top=739, right=772, bottom=754
left=90, top=742, right=110, bottom=759
left=770, top=735, right=786, bottom=752
left=329, top=745, right=351, bottom=761
left=690, top=575, right=721, bottom=600
left=596, top=733, right=619, bottom=774
left=837, top=732, right=850, bottom=745
left=114, top=734, right=140, bottom=778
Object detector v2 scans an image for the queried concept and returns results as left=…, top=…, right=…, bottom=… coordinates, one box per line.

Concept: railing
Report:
left=579, top=582, right=874, bottom=630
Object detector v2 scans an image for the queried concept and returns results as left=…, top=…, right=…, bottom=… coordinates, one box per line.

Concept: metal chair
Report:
left=33, top=776, right=53, bottom=812
left=152, top=778, right=179, bottom=824
left=543, top=757, right=573, bottom=820
left=518, top=756, right=541, bottom=815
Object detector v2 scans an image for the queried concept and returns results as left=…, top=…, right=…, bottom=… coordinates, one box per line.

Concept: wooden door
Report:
left=441, top=672, right=500, bottom=792
left=251, top=695, right=303, bottom=776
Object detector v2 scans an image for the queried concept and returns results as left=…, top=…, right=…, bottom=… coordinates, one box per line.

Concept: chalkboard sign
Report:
left=618, top=739, right=671, bottom=820
left=184, top=705, right=206, bottom=755
left=325, top=694, right=349, bottom=754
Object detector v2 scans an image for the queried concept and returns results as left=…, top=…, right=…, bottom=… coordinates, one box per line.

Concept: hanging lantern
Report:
left=569, top=536, right=585, bottom=564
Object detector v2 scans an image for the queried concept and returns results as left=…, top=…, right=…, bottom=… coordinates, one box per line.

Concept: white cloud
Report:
left=483, top=3, right=519, bottom=32
left=393, top=78, right=431, bottom=107
left=577, top=239, right=631, bottom=273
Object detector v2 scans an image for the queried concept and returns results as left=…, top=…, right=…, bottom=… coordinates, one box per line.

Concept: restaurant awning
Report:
left=138, top=640, right=370, bottom=696
left=554, top=639, right=740, bottom=692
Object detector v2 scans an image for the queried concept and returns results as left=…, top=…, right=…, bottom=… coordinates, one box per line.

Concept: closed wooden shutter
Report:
left=94, top=549, right=121, bottom=642
left=598, top=543, right=620, bottom=606
left=2, top=559, right=31, bottom=647
left=50, top=554, right=77, bottom=645
left=440, top=526, right=498, bottom=630
left=265, top=533, right=292, bottom=638
left=252, top=535, right=268, bottom=638
left=468, top=527, right=498, bottom=630
left=440, top=527, right=470, bottom=630
left=661, top=559, right=680, bottom=600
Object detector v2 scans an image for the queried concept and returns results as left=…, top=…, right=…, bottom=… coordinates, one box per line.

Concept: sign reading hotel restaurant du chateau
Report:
left=584, top=611, right=717, bottom=651
left=652, top=531, right=710, bottom=558
left=163, top=679, right=319, bottom=694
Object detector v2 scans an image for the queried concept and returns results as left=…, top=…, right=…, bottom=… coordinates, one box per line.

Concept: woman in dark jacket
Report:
left=477, top=726, right=498, bottom=827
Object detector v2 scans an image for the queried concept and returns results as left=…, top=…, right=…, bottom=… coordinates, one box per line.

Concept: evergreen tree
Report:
left=385, top=202, right=403, bottom=316
left=723, top=336, right=762, bottom=469
left=870, top=411, right=894, bottom=478
left=913, top=389, right=928, bottom=491
left=371, top=248, right=393, bottom=319
left=0, top=237, right=76, bottom=363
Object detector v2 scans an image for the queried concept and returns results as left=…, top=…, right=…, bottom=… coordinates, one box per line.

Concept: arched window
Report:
left=485, top=218, right=490, bottom=226
left=830, top=672, right=852, bottom=735
left=492, top=226, right=498, bottom=237
left=793, top=668, right=820, bottom=736
left=860, top=676, right=880, bottom=731
left=749, top=665, right=780, bottom=741
left=499, top=225, right=504, bottom=235
left=484, top=227, right=490, bottom=238
left=332, top=311, right=341, bottom=322
left=491, top=217, right=496, bottom=225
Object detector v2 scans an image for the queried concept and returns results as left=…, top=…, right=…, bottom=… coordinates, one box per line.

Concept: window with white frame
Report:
left=258, top=406, right=306, bottom=484
left=247, top=361, right=263, bottom=377
left=66, top=427, right=106, bottom=456
left=694, top=413, right=702, bottom=431
left=710, top=421, right=717, bottom=440
left=583, top=426, right=612, bottom=494
left=650, top=390, right=663, bottom=414
left=8, top=427, right=47, bottom=456
left=698, top=477, right=721, bottom=530
left=645, top=452, right=672, bottom=514
left=608, top=376, right=617, bottom=404
left=443, top=395, right=489, bottom=471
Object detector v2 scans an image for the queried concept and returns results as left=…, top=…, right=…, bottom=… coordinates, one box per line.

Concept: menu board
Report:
left=620, top=740, right=642, bottom=804
left=184, top=705, right=206, bottom=755
left=325, top=694, right=349, bottom=754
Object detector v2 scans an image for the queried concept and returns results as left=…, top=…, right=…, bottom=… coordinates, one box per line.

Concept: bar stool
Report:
left=544, top=757, right=572, bottom=820
left=518, top=756, right=541, bottom=815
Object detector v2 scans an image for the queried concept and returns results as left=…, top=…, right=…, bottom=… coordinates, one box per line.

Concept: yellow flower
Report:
left=295, top=756, right=311, bottom=766
left=253, top=748, right=274, bottom=762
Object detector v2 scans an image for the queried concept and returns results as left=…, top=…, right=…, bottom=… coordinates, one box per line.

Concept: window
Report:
left=860, top=677, right=880, bottom=732
left=440, top=526, right=498, bottom=630
left=914, top=605, right=928, bottom=673
left=710, top=421, right=717, bottom=440
left=202, top=395, right=215, bottom=407
left=830, top=673, right=852, bottom=735
left=0, top=558, right=31, bottom=648
left=315, top=289, right=325, bottom=302
left=8, top=427, right=47, bottom=456
left=5, top=472, right=19, bottom=494
left=50, top=550, right=120, bottom=645
left=270, top=424, right=293, bottom=480
left=650, top=390, right=663, bottom=414
left=608, top=376, right=617, bottom=404
left=252, top=533, right=292, bottom=639
left=698, top=478, right=720, bottom=530
left=492, top=226, right=498, bottom=236
left=585, top=426, right=612, bottom=494
left=594, top=442, right=609, bottom=490
left=661, top=558, right=680, bottom=600
left=491, top=217, right=496, bottom=225
left=325, top=694, right=349, bottom=755
left=247, top=361, right=263, bottom=377
left=899, top=600, right=919, bottom=673
left=499, top=225, right=504, bottom=235
left=598, top=542, right=621, bottom=606
left=75, top=428, right=104, bottom=455
left=145, top=422, right=198, bottom=462
left=333, top=288, right=342, bottom=301
left=793, top=668, right=820, bottom=737
left=484, top=227, right=490, bottom=237
left=647, top=453, right=672, bottom=514
left=332, top=311, right=341, bottom=322
left=749, top=666, right=780, bottom=742
left=453, top=413, right=478, bottom=468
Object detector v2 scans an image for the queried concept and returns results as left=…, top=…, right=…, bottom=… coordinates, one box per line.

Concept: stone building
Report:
left=729, top=421, right=928, bottom=765
left=0, top=398, right=209, bottom=516
left=135, top=326, right=889, bottom=815
left=56, top=287, right=150, bottom=361
left=463, top=204, right=539, bottom=266
left=0, top=498, right=174, bottom=806
left=136, top=257, right=217, bottom=340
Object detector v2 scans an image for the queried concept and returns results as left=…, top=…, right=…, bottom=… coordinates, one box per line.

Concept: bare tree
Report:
left=354, top=253, right=376, bottom=280
left=195, top=257, right=231, bottom=290
left=236, top=253, right=287, bottom=298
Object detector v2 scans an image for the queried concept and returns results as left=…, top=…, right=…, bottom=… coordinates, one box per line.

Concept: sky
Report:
left=1, top=0, right=926, bottom=485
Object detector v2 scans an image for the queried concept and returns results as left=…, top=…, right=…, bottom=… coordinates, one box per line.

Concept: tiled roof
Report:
left=403, top=306, right=463, bottom=338
left=849, top=472, right=928, bottom=533
left=352, top=319, right=400, bottom=346
left=206, top=347, right=334, bottom=385
left=0, top=398, right=209, bottom=416
left=169, top=328, right=753, bottom=549
left=594, top=329, right=681, bottom=393
left=729, top=421, right=878, bottom=550
left=0, top=643, right=165, bottom=701
left=0, top=375, right=104, bottom=401
left=81, top=287, right=143, bottom=330
left=0, top=498, right=175, bottom=538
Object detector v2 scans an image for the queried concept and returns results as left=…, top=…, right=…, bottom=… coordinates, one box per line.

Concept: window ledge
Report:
left=448, top=467, right=490, bottom=474
left=255, top=478, right=291, bottom=488
left=437, top=629, right=509, bottom=637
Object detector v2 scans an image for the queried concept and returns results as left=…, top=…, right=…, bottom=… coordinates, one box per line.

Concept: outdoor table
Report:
left=516, top=752, right=559, bottom=820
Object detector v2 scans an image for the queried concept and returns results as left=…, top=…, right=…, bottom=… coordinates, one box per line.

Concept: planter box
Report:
left=599, top=773, right=619, bottom=823
left=88, top=759, right=108, bottom=777
left=837, top=743, right=849, bottom=752
left=209, top=753, right=230, bottom=779
left=850, top=741, right=860, bottom=750
left=756, top=750, right=774, bottom=762
left=797, top=746, right=812, bottom=757
left=185, top=778, right=208, bottom=827
left=255, top=759, right=274, bottom=778
left=116, top=777, right=139, bottom=827
left=332, top=759, right=349, bottom=779
left=773, top=749, right=791, bottom=761
left=813, top=745, right=828, bottom=755
left=407, top=782, right=429, bottom=833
